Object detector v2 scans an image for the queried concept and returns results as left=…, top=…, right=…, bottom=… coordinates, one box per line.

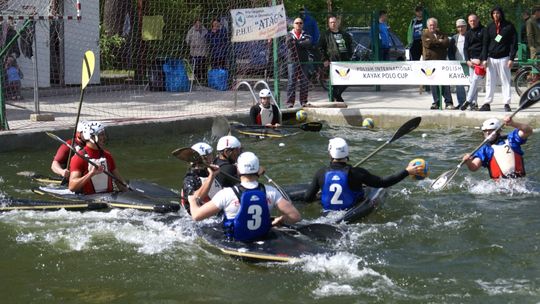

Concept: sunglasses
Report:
left=295, top=22, right=303, bottom=24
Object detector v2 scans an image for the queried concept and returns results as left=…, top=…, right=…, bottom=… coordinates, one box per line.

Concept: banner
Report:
left=330, top=61, right=470, bottom=86
left=230, top=4, right=287, bottom=42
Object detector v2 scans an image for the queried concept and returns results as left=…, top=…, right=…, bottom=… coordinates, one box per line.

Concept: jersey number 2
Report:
left=329, top=183, right=343, bottom=205
left=247, top=205, right=262, bottom=230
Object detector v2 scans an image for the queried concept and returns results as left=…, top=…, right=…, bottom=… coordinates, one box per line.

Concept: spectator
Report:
left=206, top=19, right=228, bottom=69
left=299, top=7, right=319, bottom=46
left=448, top=19, right=468, bottom=109
left=319, top=16, right=353, bottom=102
left=521, top=10, right=531, bottom=45
left=4, top=56, right=23, bottom=100
left=407, top=5, right=425, bottom=61
left=286, top=17, right=312, bottom=108
left=479, top=6, right=517, bottom=112
left=460, top=13, right=487, bottom=111
left=376, top=10, right=391, bottom=61
left=185, top=19, right=208, bottom=85
left=422, top=17, right=455, bottom=110
left=526, top=6, right=540, bottom=59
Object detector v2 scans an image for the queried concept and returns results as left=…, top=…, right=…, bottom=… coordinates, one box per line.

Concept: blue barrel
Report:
left=163, top=59, right=189, bottom=92
left=208, top=69, right=228, bottom=91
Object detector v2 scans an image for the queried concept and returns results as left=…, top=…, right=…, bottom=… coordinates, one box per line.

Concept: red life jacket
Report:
left=488, top=139, right=525, bottom=179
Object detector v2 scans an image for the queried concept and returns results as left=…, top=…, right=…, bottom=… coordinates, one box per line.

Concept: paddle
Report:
left=211, top=116, right=232, bottom=138
left=431, top=84, right=540, bottom=191
left=62, top=50, right=96, bottom=185
left=232, top=121, right=323, bottom=132
left=46, top=132, right=136, bottom=192
left=353, top=116, right=422, bottom=167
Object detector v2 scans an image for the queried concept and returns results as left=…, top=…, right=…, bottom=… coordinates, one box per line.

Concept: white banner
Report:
left=230, top=4, right=287, bottom=42
left=330, top=61, right=470, bottom=86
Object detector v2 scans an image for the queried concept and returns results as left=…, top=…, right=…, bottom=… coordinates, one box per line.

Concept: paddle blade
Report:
left=389, top=117, right=422, bottom=143
left=81, top=51, right=95, bottom=89
left=299, top=122, right=323, bottom=132
left=430, top=168, right=457, bottom=190
left=172, top=147, right=203, bottom=164
left=212, top=116, right=231, bottom=138
left=519, top=82, right=540, bottom=109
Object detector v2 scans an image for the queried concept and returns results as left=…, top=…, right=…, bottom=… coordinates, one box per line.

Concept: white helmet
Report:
left=481, top=118, right=502, bottom=131
left=217, top=135, right=241, bottom=151
left=328, top=137, right=349, bottom=159
left=259, top=89, right=272, bottom=98
left=76, top=121, right=88, bottom=132
left=191, top=142, right=213, bottom=156
left=237, top=152, right=259, bottom=175
left=82, top=121, right=106, bottom=142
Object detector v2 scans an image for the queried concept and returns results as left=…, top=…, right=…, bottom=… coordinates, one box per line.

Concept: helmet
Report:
left=191, top=142, right=213, bottom=156
left=259, top=89, right=272, bottom=98
left=76, top=121, right=88, bottom=132
left=328, top=137, right=349, bottom=159
left=237, top=152, right=259, bottom=175
left=481, top=118, right=502, bottom=131
left=82, top=121, right=106, bottom=142
left=217, top=135, right=241, bottom=151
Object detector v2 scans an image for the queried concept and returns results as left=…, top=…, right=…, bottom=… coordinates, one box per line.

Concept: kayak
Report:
left=0, top=197, right=109, bottom=212
left=281, top=184, right=386, bottom=224
left=231, top=123, right=300, bottom=138
left=197, top=222, right=334, bottom=262
left=29, top=185, right=180, bottom=213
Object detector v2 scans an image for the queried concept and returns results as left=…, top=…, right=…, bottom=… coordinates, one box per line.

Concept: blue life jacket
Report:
left=321, top=168, right=364, bottom=211
left=223, top=184, right=271, bottom=242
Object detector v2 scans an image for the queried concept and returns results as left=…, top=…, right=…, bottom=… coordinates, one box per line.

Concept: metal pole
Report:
left=32, top=21, right=39, bottom=114
left=272, top=0, right=280, bottom=107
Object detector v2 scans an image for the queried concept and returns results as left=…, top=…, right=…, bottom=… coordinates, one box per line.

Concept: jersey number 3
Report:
left=247, top=205, right=262, bottom=230
left=329, top=183, right=343, bottom=205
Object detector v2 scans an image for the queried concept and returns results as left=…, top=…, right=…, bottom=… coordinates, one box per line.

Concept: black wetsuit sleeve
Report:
left=216, top=164, right=238, bottom=188
left=304, top=167, right=325, bottom=202
left=272, top=105, right=281, bottom=124
left=182, top=175, right=201, bottom=197
left=350, top=167, right=409, bottom=188
left=249, top=105, right=259, bottom=125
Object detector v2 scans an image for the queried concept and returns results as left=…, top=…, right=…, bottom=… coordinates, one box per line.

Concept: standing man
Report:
left=448, top=19, right=468, bottom=109
left=206, top=19, right=228, bottom=69
left=463, top=117, right=533, bottom=179
left=285, top=17, right=312, bottom=108
left=69, top=122, right=127, bottom=194
left=185, top=18, right=208, bottom=85
left=526, top=6, right=540, bottom=60
left=460, top=13, right=487, bottom=111
left=407, top=5, right=425, bottom=61
left=377, top=10, right=391, bottom=61
left=422, top=17, right=455, bottom=110
left=250, top=89, right=281, bottom=127
left=479, top=6, right=517, bottom=112
left=319, top=15, right=354, bottom=102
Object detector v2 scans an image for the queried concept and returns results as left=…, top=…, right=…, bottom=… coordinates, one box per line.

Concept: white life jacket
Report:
left=199, top=175, right=223, bottom=200
left=88, top=157, right=109, bottom=193
left=259, top=105, right=274, bottom=126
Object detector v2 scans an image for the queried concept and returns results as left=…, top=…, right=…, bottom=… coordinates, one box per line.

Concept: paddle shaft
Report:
left=353, top=117, right=421, bottom=168
left=63, top=52, right=95, bottom=184
left=47, top=132, right=131, bottom=191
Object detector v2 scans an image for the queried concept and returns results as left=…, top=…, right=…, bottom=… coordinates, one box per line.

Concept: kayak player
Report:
left=188, top=151, right=301, bottom=241
left=213, top=135, right=242, bottom=188
left=68, top=121, right=127, bottom=194
left=181, top=142, right=221, bottom=214
left=50, top=121, right=87, bottom=180
left=304, top=137, right=422, bottom=211
left=249, top=89, right=281, bottom=127
left=462, top=117, right=533, bottom=178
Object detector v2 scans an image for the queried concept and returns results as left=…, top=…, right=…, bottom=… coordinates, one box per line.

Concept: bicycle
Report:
left=514, top=59, right=540, bottom=96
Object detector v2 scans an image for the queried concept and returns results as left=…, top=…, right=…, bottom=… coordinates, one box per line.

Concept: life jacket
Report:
left=321, top=168, right=364, bottom=211
left=488, top=138, right=525, bottom=179
left=223, top=184, right=271, bottom=242
left=257, top=105, right=274, bottom=126
left=82, top=149, right=113, bottom=193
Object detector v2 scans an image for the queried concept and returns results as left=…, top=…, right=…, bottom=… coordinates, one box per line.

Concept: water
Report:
left=1, top=125, right=540, bottom=303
